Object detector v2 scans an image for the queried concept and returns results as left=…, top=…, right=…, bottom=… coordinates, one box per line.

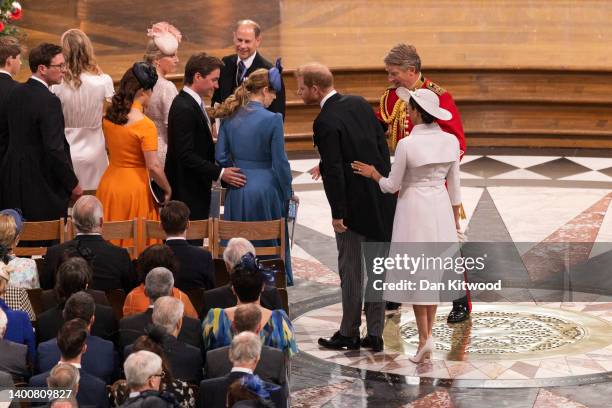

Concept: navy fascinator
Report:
left=132, top=62, right=158, bottom=90
left=267, top=58, right=283, bottom=93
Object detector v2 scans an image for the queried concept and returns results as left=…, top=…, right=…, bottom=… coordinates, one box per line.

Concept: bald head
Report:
left=235, top=19, right=261, bottom=38
left=296, top=62, right=333, bottom=90
left=72, top=195, right=103, bottom=234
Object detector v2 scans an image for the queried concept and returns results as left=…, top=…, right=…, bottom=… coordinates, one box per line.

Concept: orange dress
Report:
left=122, top=284, right=199, bottom=319
left=97, top=101, right=159, bottom=250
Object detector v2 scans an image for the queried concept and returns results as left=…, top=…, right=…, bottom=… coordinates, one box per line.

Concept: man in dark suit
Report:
left=212, top=19, right=286, bottom=118
left=199, top=332, right=284, bottom=408
left=0, top=36, right=22, bottom=173
left=119, top=267, right=202, bottom=352
left=201, top=238, right=282, bottom=318
left=37, top=258, right=118, bottom=344
left=160, top=200, right=214, bottom=290
left=205, top=304, right=286, bottom=397
left=37, top=292, right=117, bottom=383
left=165, top=53, right=245, bottom=221
left=41, top=195, right=135, bottom=291
left=29, top=319, right=109, bottom=408
left=296, top=63, right=396, bottom=352
left=125, top=297, right=202, bottom=383
left=0, top=43, right=82, bottom=222
left=0, top=308, right=30, bottom=380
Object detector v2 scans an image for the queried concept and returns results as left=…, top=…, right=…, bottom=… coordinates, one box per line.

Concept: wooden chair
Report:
left=213, top=258, right=230, bottom=287
left=277, top=288, right=289, bottom=315
left=259, top=258, right=287, bottom=289
left=183, top=288, right=206, bottom=319
left=26, top=288, right=44, bottom=319
left=212, top=219, right=285, bottom=260
left=185, top=219, right=212, bottom=250
left=105, top=289, right=127, bottom=321
left=101, top=219, right=139, bottom=258
left=141, top=219, right=166, bottom=244
left=14, top=219, right=65, bottom=256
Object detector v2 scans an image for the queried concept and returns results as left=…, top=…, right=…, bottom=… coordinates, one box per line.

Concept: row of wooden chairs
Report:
left=26, top=259, right=290, bottom=322
left=15, top=218, right=286, bottom=261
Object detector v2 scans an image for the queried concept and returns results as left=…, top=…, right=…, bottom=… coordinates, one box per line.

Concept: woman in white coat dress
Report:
left=352, top=87, right=462, bottom=363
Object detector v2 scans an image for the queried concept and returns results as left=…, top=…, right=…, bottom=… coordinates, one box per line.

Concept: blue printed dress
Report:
left=202, top=308, right=298, bottom=357
left=215, top=101, right=294, bottom=284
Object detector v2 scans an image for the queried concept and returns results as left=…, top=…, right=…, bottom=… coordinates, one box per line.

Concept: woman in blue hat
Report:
left=213, top=62, right=295, bottom=285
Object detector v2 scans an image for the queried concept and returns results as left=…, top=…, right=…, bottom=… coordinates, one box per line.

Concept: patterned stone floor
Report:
left=286, top=148, right=612, bottom=407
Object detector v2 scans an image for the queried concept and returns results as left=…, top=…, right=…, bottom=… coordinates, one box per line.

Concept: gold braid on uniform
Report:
left=379, top=90, right=406, bottom=150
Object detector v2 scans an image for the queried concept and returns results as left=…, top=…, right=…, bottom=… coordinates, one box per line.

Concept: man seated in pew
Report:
left=204, top=303, right=287, bottom=399
left=45, top=363, right=80, bottom=408
left=199, top=332, right=285, bottom=408
left=124, top=296, right=202, bottom=384
left=37, top=258, right=118, bottom=344
left=30, top=319, right=109, bottom=408
left=200, top=237, right=282, bottom=318
left=119, top=267, right=201, bottom=353
left=42, top=195, right=136, bottom=292
left=160, top=200, right=215, bottom=291
left=37, top=292, right=118, bottom=383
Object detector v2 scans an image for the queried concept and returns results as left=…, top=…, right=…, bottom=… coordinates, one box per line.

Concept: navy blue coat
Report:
left=37, top=335, right=117, bottom=383
left=29, top=366, right=109, bottom=408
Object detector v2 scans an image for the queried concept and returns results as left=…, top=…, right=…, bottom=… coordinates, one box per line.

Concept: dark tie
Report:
left=236, top=60, right=246, bottom=85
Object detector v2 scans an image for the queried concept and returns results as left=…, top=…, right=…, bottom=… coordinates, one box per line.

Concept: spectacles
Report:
left=47, top=63, right=66, bottom=70
left=151, top=370, right=165, bottom=379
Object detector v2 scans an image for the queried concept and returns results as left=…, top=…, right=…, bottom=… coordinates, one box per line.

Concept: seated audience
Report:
left=160, top=200, right=214, bottom=291
left=151, top=296, right=202, bottom=382
left=41, top=250, right=109, bottom=311
left=201, top=238, right=282, bottom=318
left=29, top=319, right=109, bottom=408
left=205, top=304, right=286, bottom=392
left=37, top=257, right=117, bottom=343
left=47, top=362, right=79, bottom=391
left=199, top=332, right=284, bottom=408
left=121, top=350, right=178, bottom=408
left=37, top=291, right=117, bottom=382
left=0, top=261, right=35, bottom=361
left=0, top=209, right=39, bottom=288
left=0, top=308, right=29, bottom=379
left=112, top=329, right=197, bottom=408
left=119, top=267, right=201, bottom=351
left=122, top=244, right=197, bottom=318
left=42, top=195, right=136, bottom=292
left=203, top=254, right=297, bottom=356
left=3, top=285, right=35, bottom=320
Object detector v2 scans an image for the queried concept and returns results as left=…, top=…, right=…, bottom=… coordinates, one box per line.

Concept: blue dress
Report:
left=0, top=298, right=36, bottom=361
left=216, top=101, right=294, bottom=284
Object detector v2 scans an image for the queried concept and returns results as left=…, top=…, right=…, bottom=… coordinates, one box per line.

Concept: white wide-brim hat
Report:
left=396, top=87, right=452, bottom=121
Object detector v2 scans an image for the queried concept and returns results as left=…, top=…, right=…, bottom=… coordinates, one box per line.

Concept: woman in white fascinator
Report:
left=352, top=88, right=463, bottom=364
left=143, top=22, right=182, bottom=165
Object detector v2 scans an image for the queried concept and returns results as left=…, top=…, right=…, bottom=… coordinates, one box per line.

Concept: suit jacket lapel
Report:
left=180, top=90, right=209, bottom=129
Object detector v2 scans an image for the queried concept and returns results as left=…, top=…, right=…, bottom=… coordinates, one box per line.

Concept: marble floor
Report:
left=286, top=148, right=612, bottom=407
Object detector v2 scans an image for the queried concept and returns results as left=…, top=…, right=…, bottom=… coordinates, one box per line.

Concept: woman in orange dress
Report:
left=96, top=62, right=171, bottom=250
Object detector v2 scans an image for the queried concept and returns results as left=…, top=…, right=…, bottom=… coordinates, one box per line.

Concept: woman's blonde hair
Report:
left=61, top=29, right=102, bottom=88
left=0, top=214, right=17, bottom=249
left=212, top=68, right=271, bottom=118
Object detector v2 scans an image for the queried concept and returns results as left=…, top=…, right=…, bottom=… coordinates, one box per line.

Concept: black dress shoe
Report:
left=386, top=301, right=401, bottom=311
left=360, top=335, right=384, bottom=352
left=318, top=331, right=360, bottom=350
left=447, top=305, right=470, bottom=323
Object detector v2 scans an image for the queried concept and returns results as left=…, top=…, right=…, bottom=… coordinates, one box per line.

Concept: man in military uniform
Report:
left=378, top=43, right=470, bottom=323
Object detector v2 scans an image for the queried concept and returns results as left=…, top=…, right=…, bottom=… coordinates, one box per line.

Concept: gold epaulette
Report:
left=426, top=81, right=446, bottom=96
left=379, top=89, right=406, bottom=150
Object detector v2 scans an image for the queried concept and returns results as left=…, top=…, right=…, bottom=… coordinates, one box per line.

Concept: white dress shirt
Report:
left=30, top=75, right=49, bottom=89
left=238, top=52, right=257, bottom=71
left=320, top=89, right=338, bottom=108
left=0, top=69, right=12, bottom=77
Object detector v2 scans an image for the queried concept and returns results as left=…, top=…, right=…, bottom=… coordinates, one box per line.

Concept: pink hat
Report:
left=147, top=22, right=182, bottom=55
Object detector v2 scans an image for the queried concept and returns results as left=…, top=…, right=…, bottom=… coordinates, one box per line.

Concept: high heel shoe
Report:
left=409, top=337, right=434, bottom=363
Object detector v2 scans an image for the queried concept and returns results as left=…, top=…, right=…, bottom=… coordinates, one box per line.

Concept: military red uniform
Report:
left=376, top=73, right=471, bottom=312
left=376, top=74, right=466, bottom=159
